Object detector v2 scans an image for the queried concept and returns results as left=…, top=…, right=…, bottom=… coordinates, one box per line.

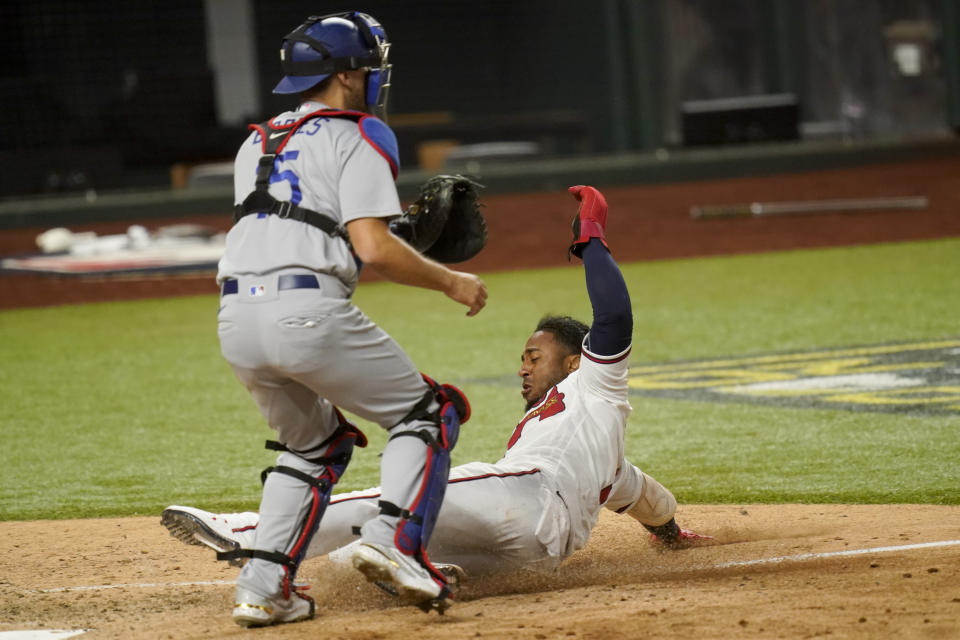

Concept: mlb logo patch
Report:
left=249, top=284, right=266, bottom=296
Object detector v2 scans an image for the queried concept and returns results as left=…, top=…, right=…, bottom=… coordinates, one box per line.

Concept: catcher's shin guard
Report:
left=378, top=377, right=469, bottom=594
left=222, top=419, right=367, bottom=596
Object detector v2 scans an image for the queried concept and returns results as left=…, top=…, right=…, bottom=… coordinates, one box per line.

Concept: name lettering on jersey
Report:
left=506, top=387, right=566, bottom=449
left=252, top=118, right=323, bottom=144
left=627, top=338, right=960, bottom=416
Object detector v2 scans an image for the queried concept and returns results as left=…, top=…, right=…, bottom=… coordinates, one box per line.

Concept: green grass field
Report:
left=2, top=237, right=958, bottom=520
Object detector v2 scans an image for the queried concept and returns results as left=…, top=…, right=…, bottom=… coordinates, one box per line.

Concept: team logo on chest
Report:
left=506, top=387, right=566, bottom=449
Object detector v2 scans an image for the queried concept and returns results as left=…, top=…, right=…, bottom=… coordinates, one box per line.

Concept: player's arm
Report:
left=347, top=217, right=487, bottom=316
left=568, top=186, right=633, bottom=356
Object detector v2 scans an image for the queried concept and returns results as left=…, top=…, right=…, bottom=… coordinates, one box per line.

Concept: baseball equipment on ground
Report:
left=273, top=12, right=392, bottom=119
left=390, top=175, right=487, bottom=263
left=567, top=184, right=609, bottom=259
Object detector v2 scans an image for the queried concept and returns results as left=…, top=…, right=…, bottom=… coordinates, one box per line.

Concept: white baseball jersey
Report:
left=217, top=100, right=402, bottom=291
left=498, top=338, right=633, bottom=554
left=306, top=337, right=642, bottom=575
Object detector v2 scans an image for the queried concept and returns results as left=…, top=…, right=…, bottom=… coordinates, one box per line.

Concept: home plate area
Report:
left=1, top=505, right=957, bottom=639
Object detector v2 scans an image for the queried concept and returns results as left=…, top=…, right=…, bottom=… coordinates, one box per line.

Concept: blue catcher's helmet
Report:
left=273, top=11, right=392, bottom=118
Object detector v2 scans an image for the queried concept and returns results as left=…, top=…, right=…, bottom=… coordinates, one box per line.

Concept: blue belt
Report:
left=221, top=274, right=321, bottom=296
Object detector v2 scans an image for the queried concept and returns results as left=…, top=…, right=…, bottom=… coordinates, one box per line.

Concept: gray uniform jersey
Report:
left=218, top=100, right=402, bottom=291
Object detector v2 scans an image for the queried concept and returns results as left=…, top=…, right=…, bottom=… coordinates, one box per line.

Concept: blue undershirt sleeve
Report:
left=582, top=238, right=633, bottom=356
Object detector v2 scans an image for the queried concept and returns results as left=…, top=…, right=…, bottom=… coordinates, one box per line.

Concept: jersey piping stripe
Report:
left=448, top=468, right=542, bottom=484
left=581, top=346, right=631, bottom=365
left=327, top=469, right=542, bottom=506
left=330, top=491, right=382, bottom=505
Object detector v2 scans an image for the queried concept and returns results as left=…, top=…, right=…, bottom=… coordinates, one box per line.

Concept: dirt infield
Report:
left=2, top=155, right=960, bottom=309
left=1, top=506, right=958, bottom=639
left=2, top=157, right=959, bottom=637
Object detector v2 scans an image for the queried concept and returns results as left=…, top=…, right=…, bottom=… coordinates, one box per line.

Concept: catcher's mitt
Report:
left=390, top=174, right=487, bottom=263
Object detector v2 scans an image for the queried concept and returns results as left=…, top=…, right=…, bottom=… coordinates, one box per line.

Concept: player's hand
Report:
left=445, top=271, right=487, bottom=316
left=568, top=185, right=608, bottom=228
left=568, top=185, right=609, bottom=259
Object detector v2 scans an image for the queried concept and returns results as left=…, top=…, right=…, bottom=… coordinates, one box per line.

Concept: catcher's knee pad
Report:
left=220, top=416, right=367, bottom=593
left=381, top=377, right=469, bottom=558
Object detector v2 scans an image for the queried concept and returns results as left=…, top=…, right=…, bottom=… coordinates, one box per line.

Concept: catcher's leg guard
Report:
left=226, top=417, right=366, bottom=597
left=374, top=377, right=469, bottom=597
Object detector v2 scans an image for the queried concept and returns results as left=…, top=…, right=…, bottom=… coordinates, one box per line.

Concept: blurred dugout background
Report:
left=1, top=0, right=958, bottom=201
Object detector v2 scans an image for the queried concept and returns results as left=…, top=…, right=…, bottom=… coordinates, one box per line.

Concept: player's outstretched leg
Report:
left=351, top=378, right=469, bottom=613
left=161, top=506, right=258, bottom=564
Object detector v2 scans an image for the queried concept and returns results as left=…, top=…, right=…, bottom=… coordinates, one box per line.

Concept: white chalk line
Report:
left=713, top=538, right=960, bottom=568
left=30, top=539, right=960, bottom=594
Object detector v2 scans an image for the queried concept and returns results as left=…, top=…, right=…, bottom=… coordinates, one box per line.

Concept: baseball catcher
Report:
left=390, top=174, right=488, bottom=263
left=213, top=10, right=487, bottom=629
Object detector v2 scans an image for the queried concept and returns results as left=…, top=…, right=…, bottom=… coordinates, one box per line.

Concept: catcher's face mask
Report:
left=274, top=11, right=392, bottom=120
left=365, top=35, right=392, bottom=120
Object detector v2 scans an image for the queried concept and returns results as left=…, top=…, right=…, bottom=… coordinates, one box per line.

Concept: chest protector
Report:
left=234, top=109, right=400, bottom=242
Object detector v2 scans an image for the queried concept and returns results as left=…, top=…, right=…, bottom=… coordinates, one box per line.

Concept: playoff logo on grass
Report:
left=628, top=339, right=960, bottom=415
